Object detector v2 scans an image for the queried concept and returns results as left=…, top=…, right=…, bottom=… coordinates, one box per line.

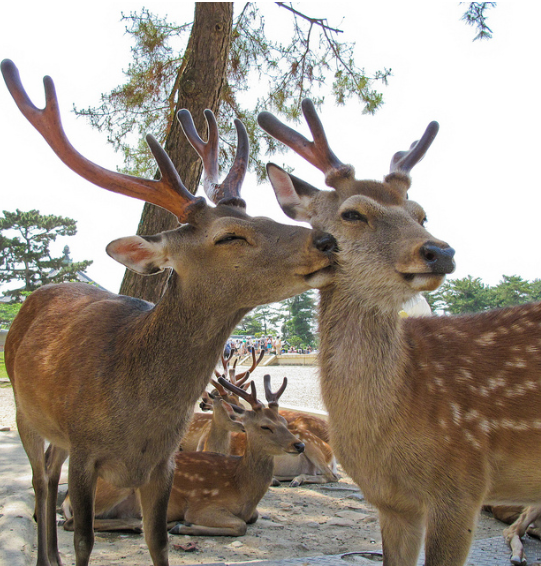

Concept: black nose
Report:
left=294, top=442, right=305, bottom=454
left=420, top=243, right=455, bottom=274
left=313, top=232, right=338, bottom=254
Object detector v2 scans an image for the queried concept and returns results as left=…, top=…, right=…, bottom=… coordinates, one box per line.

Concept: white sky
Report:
left=1, top=2, right=540, bottom=293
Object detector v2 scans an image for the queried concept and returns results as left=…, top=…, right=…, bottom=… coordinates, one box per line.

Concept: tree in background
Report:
left=461, top=2, right=496, bottom=41
left=77, top=2, right=494, bottom=303
left=426, top=274, right=541, bottom=315
left=0, top=209, right=92, bottom=300
left=281, top=291, right=317, bottom=348
left=76, top=2, right=392, bottom=302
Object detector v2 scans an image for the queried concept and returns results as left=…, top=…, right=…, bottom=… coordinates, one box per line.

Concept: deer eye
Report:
left=341, top=210, right=368, bottom=223
left=215, top=233, right=247, bottom=245
left=261, top=426, right=273, bottom=433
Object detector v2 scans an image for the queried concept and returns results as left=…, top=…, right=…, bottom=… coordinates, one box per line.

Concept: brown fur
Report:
left=3, top=65, right=336, bottom=565
left=261, top=101, right=541, bottom=566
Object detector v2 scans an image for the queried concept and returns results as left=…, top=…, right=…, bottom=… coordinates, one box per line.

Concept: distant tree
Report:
left=0, top=209, right=92, bottom=299
left=491, top=275, right=532, bottom=309
left=235, top=312, right=263, bottom=336
left=281, top=291, right=317, bottom=348
left=429, top=275, right=493, bottom=314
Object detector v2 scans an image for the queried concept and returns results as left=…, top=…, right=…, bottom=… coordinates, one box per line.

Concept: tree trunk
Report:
left=119, top=2, right=233, bottom=302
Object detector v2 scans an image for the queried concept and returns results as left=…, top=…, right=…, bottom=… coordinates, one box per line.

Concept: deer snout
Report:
left=293, top=442, right=305, bottom=454
left=313, top=231, right=338, bottom=254
left=419, top=242, right=455, bottom=274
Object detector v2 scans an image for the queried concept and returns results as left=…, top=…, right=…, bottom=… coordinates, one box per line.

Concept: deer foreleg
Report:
left=44, top=445, right=69, bottom=566
left=424, top=500, right=480, bottom=566
left=503, top=505, right=541, bottom=565
left=138, top=460, right=174, bottom=566
left=379, top=507, right=425, bottom=566
left=17, top=418, right=51, bottom=566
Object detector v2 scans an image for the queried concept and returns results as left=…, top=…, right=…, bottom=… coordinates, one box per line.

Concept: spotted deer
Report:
left=167, top=375, right=304, bottom=536
left=2, top=60, right=336, bottom=566
left=258, top=99, right=541, bottom=566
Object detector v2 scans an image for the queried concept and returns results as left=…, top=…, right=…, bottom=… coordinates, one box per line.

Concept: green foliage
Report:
left=461, top=2, right=496, bottom=41
left=0, top=209, right=92, bottom=299
left=75, top=4, right=390, bottom=179
left=0, top=300, right=23, bottom=329
left=427, top=274, right=541, bottom=315
left=0, top=352, right=7, bottom=379
left=281, top=291, right=317, bottom=348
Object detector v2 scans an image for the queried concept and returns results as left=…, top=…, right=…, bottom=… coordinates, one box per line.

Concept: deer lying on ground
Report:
left=2, top=60, right=336, bottom=566
left=209, top=350, right=338, bottom=485
left=259, top=99, right=541, bottom=566
left=167, top=375, right=304, bottom=536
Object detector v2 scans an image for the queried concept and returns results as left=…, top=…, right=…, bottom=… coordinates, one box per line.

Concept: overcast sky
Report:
left=1, top=2, right=540, bottom=293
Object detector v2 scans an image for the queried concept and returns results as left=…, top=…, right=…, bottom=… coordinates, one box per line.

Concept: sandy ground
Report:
left=0, top=379, right=507, bottom=565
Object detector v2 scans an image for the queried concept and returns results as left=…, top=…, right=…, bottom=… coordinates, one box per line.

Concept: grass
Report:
left=0, top=351, right=7, bottom=379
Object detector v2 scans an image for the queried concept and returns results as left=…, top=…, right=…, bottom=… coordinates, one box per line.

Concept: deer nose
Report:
left=419, top=242, right=455, bottom=274
left=293, top=442, right=305, bottom=454
left=313, top=231, right=338, bottom=254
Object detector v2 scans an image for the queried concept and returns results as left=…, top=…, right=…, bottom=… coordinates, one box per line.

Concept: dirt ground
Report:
left=0, top=380, right=507, bottom=565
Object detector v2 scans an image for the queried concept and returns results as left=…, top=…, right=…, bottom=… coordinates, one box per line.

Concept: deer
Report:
left=167, top=374, right=304, bottom=536
left=208, top=349, right=338, bottom=485
left=1, top=60, right=337, bottom=566
left=257, top=99, right=541, bottom=566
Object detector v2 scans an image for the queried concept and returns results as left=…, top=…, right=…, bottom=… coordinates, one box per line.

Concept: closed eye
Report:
left=261, top=426, right=273, bottom=433
left=341, top=210, right=368, bottom=223
left=215, top=234, right=248, bottom=245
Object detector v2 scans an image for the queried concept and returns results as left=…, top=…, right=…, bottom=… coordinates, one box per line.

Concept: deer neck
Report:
left=122, top=273, right=250, bottom=410
left=235, top=435, right=275, bottom=505
left=205, top=419, right=231, bottom=454
left=318, top=286, right=409, bottom=440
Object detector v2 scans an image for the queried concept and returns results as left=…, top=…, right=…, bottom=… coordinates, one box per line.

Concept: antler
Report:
left=263, top=374, right=287, bottom=408
left=1, top=59, right=205, bottom=222
left=389, top=121, right=439, bottom=174
left=217, top=377, right=263, bottom=411
left=177, top=108, right=249, bottom=206
left=235, top=348, right=265, bottom=387
left=258, top=99, right=352, bottom=184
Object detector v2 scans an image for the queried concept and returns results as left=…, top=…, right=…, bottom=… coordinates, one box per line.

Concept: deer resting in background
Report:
left=167, top=375, right=304, bottom=536
left=2, top=60, right=336, bottom=566
left=259, top=99, right=541, bottom=566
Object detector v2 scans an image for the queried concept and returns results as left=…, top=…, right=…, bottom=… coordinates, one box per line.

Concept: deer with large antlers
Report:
left=2, top=60, right=336, bottom=566
left=258, top=100, right=541, bottom=566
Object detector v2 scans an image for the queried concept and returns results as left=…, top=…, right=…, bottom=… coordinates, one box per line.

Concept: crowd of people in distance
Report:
left=225, top=336, right=314, bottom=357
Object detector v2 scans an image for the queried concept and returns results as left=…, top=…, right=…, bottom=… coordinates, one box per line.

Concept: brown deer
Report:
left=1, top=60, right=336, bottom=566
left=167, top=375, right=304, bottom=536
left=257, top=99, right=541, bottom=566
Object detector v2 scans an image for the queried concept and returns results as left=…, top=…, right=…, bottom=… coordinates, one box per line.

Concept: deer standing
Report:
left=258, top=99, right=541, bottom=566
left=2, top=60, right=336, bottom=566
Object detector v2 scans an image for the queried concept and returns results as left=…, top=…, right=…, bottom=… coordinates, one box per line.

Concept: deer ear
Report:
left=266, top=163, right=318, bottom=223
left=106, top=235, right=171, bottom=275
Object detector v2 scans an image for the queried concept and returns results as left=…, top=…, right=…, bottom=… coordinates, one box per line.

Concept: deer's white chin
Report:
left=403, top=273, right=446, bottom=292
left=304, top=265, right=336, bottom=289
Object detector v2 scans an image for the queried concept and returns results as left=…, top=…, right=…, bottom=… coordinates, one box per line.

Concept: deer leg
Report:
left=503, top=505, right=541, bottom=565
left=17, top=416, right=52, bottom=566
left=138, top=460, right=174, bottom=566
left=378, top=507, right=425, bottom=566
left=289, top=451, right=338, bottom=487
left=171, top=507, right=248, bottom=536
left=423, top=501, right=479, bottom=566
left=44, top=445, right=69, bottom=566
left=67, top=451, right=97, bottom=566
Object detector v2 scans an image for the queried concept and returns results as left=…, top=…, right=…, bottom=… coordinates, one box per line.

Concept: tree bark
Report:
left=119, top=2, right=233, bottom=302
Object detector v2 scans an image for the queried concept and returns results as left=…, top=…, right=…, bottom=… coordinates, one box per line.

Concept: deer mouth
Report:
left=304, top=264, right=336, bottom=289
left=400, top=272, right=446, bottom=292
